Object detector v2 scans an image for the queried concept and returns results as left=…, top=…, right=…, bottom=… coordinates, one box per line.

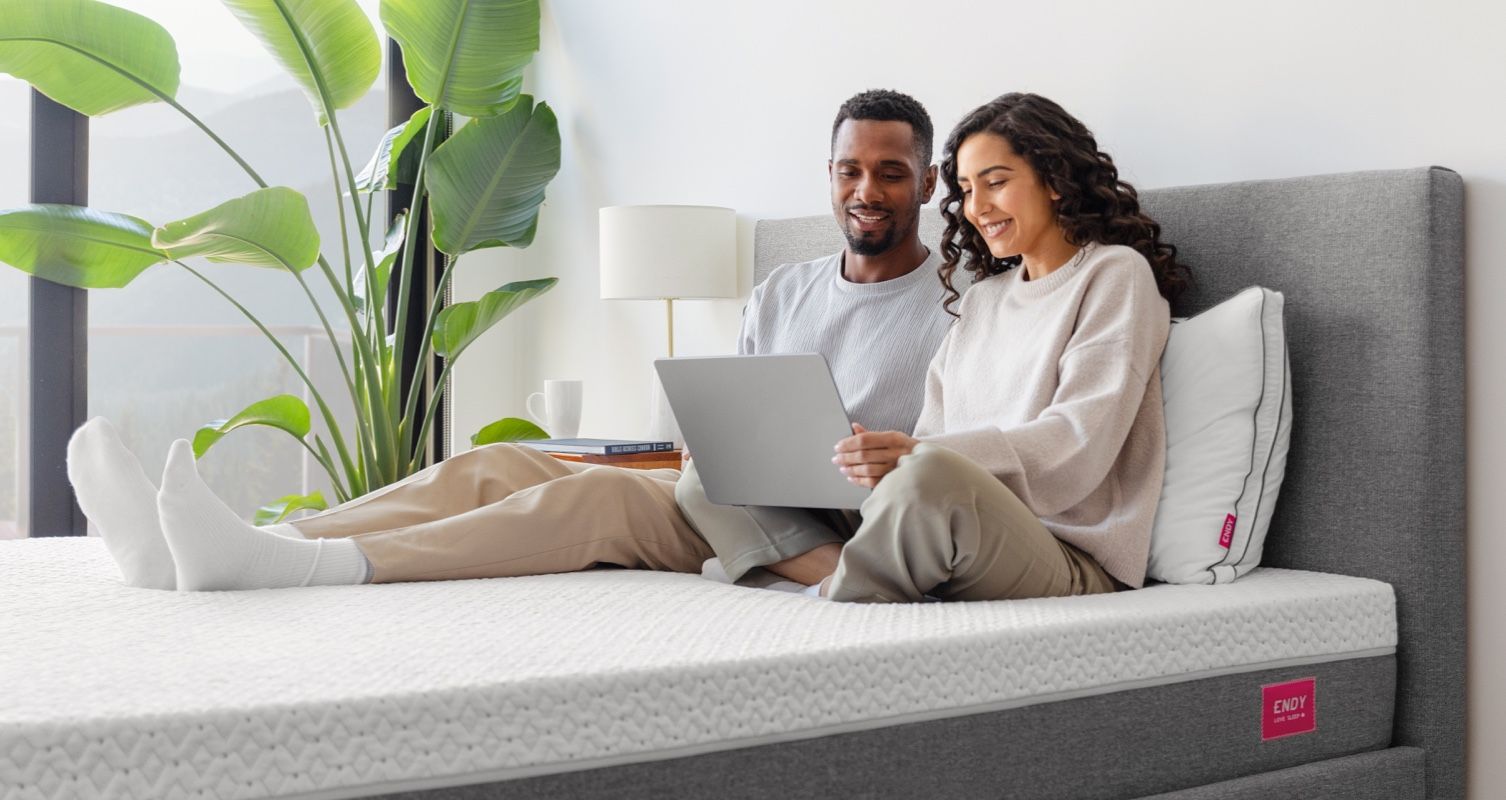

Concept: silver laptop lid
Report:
left=655, top=354, right=871, bottom=509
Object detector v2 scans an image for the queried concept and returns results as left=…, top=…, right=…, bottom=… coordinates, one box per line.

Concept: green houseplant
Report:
left=0, top=0, right=561, bottom=522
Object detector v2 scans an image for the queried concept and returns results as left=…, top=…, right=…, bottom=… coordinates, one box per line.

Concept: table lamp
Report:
left=600, top=205, right=738, bottom=443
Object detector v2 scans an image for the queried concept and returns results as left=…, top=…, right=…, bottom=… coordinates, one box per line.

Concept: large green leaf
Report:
left=221, top=0, right=381, bottom=125
left=193, top=394, right=313, bottom=458
left=0, top=205, right=165, bottom=288
left=152, top=187, right=320, bottom=271
left=432, top=277, right=556, bottom=358
left=253, top=491, right=328, bottom=525
left=427, top=97, right=560, bottom=255
left=470, top=417, right=548, bottom=446
left=381, top=0, right=538, bottom=117
left=0, top=0, right=180, bottom=116
left=355, top=106, right=432, bottom=193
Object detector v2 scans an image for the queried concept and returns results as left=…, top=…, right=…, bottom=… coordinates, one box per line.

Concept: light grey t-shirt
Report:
left=739, top=249, right=954, bottom=434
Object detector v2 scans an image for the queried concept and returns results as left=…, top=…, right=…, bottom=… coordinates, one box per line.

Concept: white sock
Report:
left=157, top=440, right=370, bottom=591
left=265, top=523, right=306, bottom=539
left=801, top=582, right=825, bottom=598
left=66, top=417, right=176, bottom=590
left=699, top=557, right=733, bottom=584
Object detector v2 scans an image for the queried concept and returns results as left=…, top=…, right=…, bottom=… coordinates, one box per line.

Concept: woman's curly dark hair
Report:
left=938, top=93, right=1191, bottom=315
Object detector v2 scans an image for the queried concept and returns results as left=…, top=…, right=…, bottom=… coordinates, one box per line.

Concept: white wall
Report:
left=449, top=1, right=1505, bottom=794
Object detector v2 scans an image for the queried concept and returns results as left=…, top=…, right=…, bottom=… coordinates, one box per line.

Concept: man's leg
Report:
left=160, top=441, right=711, bottom=590
left=66, top=417, right=176, bottom=590
left=355, top=465, right=712, bottom=583
left=826, top=444, right=1116, bottom=603
left=288, top=444, right=587, bottom=539
left=674, top=460, right=846, bottom=583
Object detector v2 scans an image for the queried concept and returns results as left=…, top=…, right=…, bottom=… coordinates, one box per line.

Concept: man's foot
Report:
left=157, top=439, right=370, bottom=591
left=66, top=417, right=176, bottom=590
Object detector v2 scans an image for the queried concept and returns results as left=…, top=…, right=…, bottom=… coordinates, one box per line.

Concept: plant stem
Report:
left=297, top=436, right=348, bottom=503
left=161, top=94, right=270, bottom=189
left=322, top=128, right=354, bottom=298
left=362, top=190, right=378, bottom=348
left=175, top=261, right=363, bottom=496
left=310, top=435, right=349, bottom=503
left=408, top=357, right=458, bottom=474
left=287, top=267, right=357, bottom=416
left=310, top=256, right=389, bottom=493
left=324, top=109, right=398, bottom=483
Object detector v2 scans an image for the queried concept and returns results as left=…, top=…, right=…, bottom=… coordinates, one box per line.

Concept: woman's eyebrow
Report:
left=972, top=165, right=1015, bottom=179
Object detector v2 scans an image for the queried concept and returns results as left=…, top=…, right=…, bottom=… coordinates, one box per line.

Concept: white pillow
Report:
left=1148, top=286, right=1292, bottom=585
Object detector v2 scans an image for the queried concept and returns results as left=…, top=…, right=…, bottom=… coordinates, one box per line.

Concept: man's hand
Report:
left=832, top=423, right=918, bottom=488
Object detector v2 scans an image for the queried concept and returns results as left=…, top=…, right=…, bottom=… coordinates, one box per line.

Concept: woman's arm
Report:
left=922, top=270, right=1169, bottom=515
left=832, top=423, right=918, bottom=488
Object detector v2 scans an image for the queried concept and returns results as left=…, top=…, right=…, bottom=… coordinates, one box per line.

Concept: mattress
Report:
left=0, top=538, right=1396, bottom=800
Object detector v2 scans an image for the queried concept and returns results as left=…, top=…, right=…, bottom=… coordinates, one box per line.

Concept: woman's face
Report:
left=956, top=132, right=1062, bottom=262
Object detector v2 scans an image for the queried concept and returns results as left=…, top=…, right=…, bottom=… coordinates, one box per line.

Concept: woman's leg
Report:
left=826, top=444, right=1115, bottom=603
left=354, top=465, right=713, bottom=583
left=289, top=444, right=586, bottom=539
left=674, top=459, right=847, bottom=582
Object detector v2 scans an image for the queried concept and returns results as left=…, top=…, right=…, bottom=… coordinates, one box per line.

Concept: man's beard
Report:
left=842, top=210, right=912, bottom=256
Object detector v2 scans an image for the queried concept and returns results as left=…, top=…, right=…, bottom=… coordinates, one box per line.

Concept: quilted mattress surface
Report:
left=1, top=538, right=1395, bottom=800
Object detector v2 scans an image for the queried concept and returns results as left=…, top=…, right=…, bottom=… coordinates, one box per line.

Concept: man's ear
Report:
left=922, top=164, right=939, bottom=203
left=828, top=160, right=834, bottom=182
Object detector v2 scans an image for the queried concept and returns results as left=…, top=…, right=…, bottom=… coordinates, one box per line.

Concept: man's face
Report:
left=829, top=119, right=936, bottom=257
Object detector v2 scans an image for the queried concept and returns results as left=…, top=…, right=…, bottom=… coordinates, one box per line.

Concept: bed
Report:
left=0, top=167, right=1465, bottom=799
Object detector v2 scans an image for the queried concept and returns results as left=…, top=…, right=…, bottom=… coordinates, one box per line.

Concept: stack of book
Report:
left=520, top=438, right=681, bottom=470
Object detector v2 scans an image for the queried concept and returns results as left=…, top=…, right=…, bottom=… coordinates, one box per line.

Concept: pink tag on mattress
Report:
left=1219, top=514, right=1237, bottom=549
left=1262, top=677, right=1317, bottom=741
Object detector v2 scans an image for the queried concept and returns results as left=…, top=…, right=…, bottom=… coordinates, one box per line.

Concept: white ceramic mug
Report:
left=527, top=379, right=583, bottom=439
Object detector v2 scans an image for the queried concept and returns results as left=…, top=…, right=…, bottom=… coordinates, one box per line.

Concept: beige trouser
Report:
left=678, top=443, right=1117, bottom=603
left=288, top=444, right=712, bottom=583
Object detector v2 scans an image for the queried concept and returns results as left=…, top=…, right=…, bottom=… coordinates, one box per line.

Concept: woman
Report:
left=809, top=92, right=1190, bottom=602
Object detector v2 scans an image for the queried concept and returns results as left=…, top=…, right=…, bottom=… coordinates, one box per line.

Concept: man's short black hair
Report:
left=830, top=89, right=934, bottom=167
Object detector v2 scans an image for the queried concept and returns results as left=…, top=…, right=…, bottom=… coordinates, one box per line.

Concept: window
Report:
left=87, top=1, right=388, bottom=519
left=0, top=76, right=28, bottom=538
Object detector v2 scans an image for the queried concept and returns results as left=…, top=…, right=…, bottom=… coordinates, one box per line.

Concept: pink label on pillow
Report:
left=1262, top=677, right=1317, bottom=740
left=1219, top=514, right=1237, bottom=549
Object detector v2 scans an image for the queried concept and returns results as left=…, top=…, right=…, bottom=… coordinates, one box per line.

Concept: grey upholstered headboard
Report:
left=752, top=168, right=1466, bottom=799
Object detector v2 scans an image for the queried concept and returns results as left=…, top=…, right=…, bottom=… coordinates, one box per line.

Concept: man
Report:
left=676, top=89, right=955, bottom=594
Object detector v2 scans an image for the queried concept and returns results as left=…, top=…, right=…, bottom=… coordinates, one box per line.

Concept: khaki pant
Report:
left=288, top=444, right=713, bottom=584
left=678, top=443, right=1117, bottom=603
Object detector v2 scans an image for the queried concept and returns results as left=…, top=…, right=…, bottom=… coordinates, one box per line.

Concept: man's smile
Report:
left=848, top=207, right=891, bottom=232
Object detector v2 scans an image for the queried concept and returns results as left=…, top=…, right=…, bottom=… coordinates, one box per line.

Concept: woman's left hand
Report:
left=832, top=423, right=919, bottom=488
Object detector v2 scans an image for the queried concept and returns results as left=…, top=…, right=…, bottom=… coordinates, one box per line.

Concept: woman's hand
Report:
left=832, top=423, right=919, bottom=488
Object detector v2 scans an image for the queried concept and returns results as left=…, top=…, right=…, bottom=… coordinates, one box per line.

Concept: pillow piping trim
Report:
left=1213, top=287, right=1270, bottom=580
left=1235, top=324, right=1289, bottom=576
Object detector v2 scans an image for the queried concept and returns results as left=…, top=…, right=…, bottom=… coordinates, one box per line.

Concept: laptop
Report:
left=654, top=354, right=872, bottom=509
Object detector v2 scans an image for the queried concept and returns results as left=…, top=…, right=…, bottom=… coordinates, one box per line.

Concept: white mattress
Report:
left=0, top=538, right=1395, bottom=800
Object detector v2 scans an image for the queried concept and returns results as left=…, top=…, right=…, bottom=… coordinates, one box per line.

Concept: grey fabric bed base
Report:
left=1143, top=747, right=1425, bottom=800
left=371, top=655, right=1394, bottom=800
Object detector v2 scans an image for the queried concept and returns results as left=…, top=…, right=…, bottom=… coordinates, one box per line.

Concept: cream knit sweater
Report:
left=914, top=243, right=1170, bottom=588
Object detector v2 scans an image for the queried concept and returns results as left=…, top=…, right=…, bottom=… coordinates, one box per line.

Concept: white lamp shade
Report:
left=600, top=205, right=737, bottom=299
